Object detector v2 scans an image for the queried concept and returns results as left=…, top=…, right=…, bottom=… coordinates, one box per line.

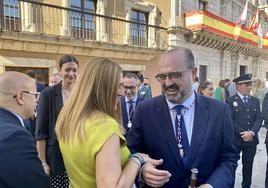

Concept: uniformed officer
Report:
left=137, top=74, right=152, bottom=99
left=227, top=74, right=262, bottom=188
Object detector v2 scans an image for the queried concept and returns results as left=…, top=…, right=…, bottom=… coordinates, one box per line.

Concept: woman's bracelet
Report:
left=129, top=157, right=141, bottom=169
left=130, top=153, right=145, bottom=166
left=41, top=161, right=47, bottom=166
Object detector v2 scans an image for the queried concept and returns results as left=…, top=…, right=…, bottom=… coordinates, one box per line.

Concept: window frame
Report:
left=0, top=0, right=21, bottom=31
left=130, top=9, right=148, bottom=46
left=69, top=0, right=97, bottom=39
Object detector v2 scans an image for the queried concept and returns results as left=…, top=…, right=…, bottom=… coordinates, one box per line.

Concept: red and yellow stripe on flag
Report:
left=185, top=10, right=268, bottom=49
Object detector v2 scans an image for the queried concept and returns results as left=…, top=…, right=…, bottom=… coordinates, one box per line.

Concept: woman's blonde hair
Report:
left=252, top=79, right=262, bottom=97
left=56, top=58, right=123, bottom=143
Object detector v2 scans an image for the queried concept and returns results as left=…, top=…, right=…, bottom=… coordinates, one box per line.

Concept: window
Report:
left=266, top=72, right=268, bottom=80
left=70, top=0, right=96, bottom=39
left=239, top=65, right=247, bottom=76
left=198, top=0, right=207, bottom=10
left=5, top=67, right=49, bottom=85
left=131, top=9, right=148, bottom=46
left=199, top=65, right=207, bottom=81
left=0, top=0, right=20, bottom=31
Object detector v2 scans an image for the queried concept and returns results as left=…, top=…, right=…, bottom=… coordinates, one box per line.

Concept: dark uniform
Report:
left=263, top=93, right=268, bottom=188
left=227, top=74, right=262, bottom=188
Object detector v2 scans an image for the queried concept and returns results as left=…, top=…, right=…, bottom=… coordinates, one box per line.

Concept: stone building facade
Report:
left=0, top=0, right=268, bottom=95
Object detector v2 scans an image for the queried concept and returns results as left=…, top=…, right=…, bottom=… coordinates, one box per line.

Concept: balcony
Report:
left=0, top=0, right=168, bottom=50
left=185, top=10, right=268, bottom=57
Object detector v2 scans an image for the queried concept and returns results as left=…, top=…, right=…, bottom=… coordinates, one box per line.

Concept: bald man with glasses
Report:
left=0, top=71, right=48, bottom=188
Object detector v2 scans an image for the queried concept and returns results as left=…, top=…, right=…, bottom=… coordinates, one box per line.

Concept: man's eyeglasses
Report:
left=13, top=91, right=40, bottom=99
left=123, top=86, right=136, bottom=90
left=155, top=69, right=190, bottom=81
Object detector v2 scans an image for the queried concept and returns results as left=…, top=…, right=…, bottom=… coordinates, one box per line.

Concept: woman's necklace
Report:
left=61, top=87, right=71, bottom=98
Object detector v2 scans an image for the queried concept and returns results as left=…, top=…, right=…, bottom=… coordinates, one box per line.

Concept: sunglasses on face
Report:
left=155, top=69, right=190, bottom=81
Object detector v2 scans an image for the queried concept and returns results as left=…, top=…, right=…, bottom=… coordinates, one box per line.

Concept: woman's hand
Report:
left=42, top=162, right=51, bottom=175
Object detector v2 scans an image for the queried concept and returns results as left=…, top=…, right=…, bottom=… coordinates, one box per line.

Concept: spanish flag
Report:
left=249, top=9, right=259, bottom=31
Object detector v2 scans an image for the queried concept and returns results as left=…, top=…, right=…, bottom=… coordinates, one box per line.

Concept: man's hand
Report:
left=240, top=131, right=253, bottom=142
left=141, top=159, right=171, bottom=187
left=198, top=184, right=213, bottom=188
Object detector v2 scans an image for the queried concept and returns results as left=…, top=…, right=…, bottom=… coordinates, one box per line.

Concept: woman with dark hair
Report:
left=198, top=81, right=214, bottom=98
left=35, top=55, right=79, bottom=187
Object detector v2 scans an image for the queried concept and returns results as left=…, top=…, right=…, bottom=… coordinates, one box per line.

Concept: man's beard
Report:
left=163, top=83, right=185, bottom=103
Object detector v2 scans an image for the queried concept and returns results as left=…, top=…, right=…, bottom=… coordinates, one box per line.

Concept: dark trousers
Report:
left=236, top=145, right=257, bottom=188
left=265, top=144, right=268, bottom=188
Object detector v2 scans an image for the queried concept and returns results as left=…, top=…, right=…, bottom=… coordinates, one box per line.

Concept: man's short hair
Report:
left=124, top=73, right=138, bottom=80
left=167, top=47, right=195, bottom=69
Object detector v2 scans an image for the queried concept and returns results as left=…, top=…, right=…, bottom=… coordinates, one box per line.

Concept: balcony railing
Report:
left=0, top=0, right=168, bottom=49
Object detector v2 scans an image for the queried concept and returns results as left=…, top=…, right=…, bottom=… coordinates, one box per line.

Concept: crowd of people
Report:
left=0, top=47, right=268, bottom=188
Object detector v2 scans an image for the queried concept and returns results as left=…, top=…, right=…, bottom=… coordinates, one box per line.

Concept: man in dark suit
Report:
left=120, top=73, right=144, bottom=134
left=0, top=71, right=48, bottom=187
left=128, top=47, right=238, bottom=188
left=263, top=93, right=268, bottom=188
left=227, top=74, right=262, bottom=188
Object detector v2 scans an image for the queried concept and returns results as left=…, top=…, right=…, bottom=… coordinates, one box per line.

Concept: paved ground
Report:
left=234, top=127, right=267, bottom=188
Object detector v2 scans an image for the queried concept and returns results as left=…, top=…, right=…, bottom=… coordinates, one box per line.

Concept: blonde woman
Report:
left=56, top=58, right=163, bottom=188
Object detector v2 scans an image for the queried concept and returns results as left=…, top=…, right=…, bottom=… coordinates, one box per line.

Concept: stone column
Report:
left=148, top=6, right=157, bottom=48
left=252, top=57, right=261, bottom=79
left=124, top=4, right=132, bottom=45
left=231, top=52, right=239, bottom=77
left=96, top=0, right=108, bottom=42
left=219, top=50, right=224, bottom=79
left=60, top=0, right=69, bottom=36
left=168, top=0, right=177, bottom=47
left=20, top=1, right=35, bottom=32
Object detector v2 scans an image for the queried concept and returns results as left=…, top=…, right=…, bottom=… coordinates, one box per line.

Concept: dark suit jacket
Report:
left=0, top=108, right=48, bottom=187
left=263, top=93, right=268, bottom=144
left=35, top=82, right=65, bottom=173
left=127, top=94, right=238, bottom=188
left=120, top=96, right=144, bottom=134
left=226, top=93, right=262, bottom=146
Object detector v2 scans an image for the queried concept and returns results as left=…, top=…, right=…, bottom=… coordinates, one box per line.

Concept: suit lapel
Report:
left=187, top=94, right=209, bottom=168
left=54, top=83, right=63, bottom=117
left=157, top=96, right=182, bottom=167
left=120, top=97, right=128, bottom=128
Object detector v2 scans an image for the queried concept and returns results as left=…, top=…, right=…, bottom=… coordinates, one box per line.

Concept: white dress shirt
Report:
left=11, top=111, right=25, bottom=128
left=125, top=95, right=138, bottom=115
left=166, top=92, right=196, bottom=145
